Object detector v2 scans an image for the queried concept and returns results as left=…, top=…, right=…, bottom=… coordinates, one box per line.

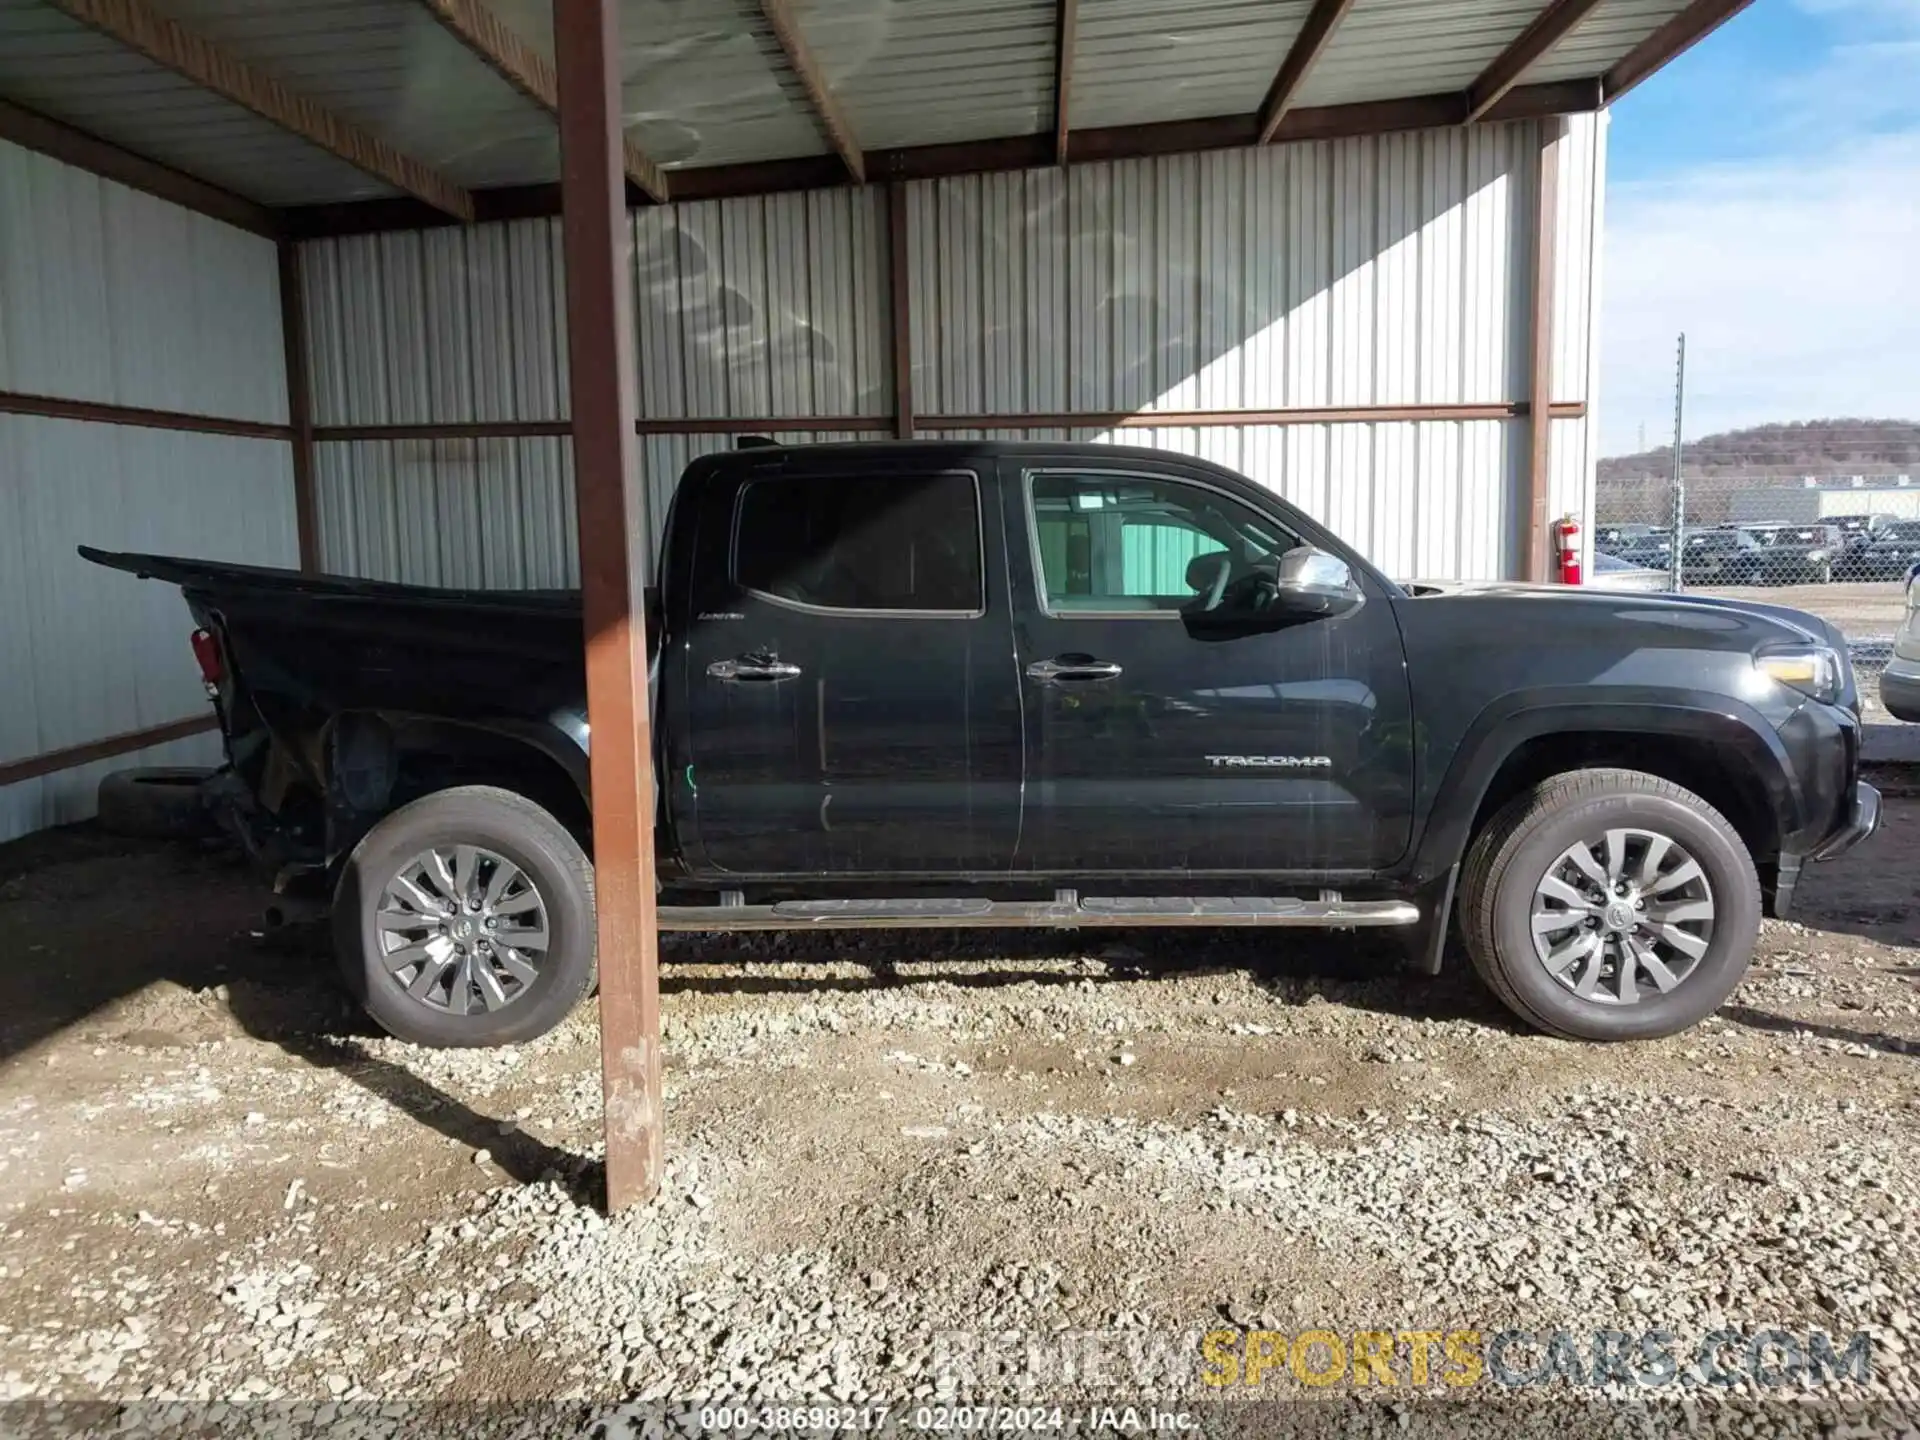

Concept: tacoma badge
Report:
left=1205, top=755, right=1334, bottom=768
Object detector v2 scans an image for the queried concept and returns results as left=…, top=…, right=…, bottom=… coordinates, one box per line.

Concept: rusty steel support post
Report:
left=1524, top=117, right=1564, bottom=583
left=277, top=239, right=320, bottom=573
left=554, top=0, right=664, bottom=1212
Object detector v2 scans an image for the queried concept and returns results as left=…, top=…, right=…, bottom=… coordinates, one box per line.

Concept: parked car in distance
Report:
left=1614, top=531, right=1673, bottom=571
left=1680, top=527, right=1766, bottom=586
left=85, top=440, right=1879, bottom=1050
left=1857, top=520, right=1920, bottom=581
left=1830, top=513, right=1897, bottom=579
left=1882, top=563, right=1920, bottom=721
left=1588, top=552, right=1668, bottom=592
left=1595, top=524, right=1660, bottom=557
left=1750, top=524, right=1842, bottom=585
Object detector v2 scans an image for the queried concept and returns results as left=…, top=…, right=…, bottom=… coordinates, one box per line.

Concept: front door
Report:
left=681, top=458, right=1022, bottom=879
left=1006, top=461, right=1413, bottom=876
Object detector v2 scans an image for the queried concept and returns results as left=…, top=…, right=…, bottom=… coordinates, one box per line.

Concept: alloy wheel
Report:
left=1528, top=828, right=1715, bottom=1005
left=374, top=845, right=550, bottom=1015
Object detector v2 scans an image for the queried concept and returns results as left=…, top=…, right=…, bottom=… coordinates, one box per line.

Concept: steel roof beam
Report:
left=279, top=78, right=1606, bottom=237
left=1466, top=0, right=1606, bottom=122
left=45, top=0, right=474, bottom=219
left=418, top=0, right=667, bottom=202
left=1603, top=0, right=1757, bottom=100
left=1258, top=0, right=1358, bottom=143
left=756, top=0, right=865, bottom=183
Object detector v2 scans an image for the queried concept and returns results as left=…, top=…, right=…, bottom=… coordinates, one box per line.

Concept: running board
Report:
left=657, top=895, right=1420, bottom=931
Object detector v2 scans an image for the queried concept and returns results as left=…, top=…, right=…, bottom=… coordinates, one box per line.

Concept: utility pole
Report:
left=1667, top=334, right=1686, bottom=594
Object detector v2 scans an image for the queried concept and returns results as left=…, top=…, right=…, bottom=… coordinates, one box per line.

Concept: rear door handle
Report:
left=708, top=655, right=802, bottom=682
left=1026, top=655, right=1123, bottom=682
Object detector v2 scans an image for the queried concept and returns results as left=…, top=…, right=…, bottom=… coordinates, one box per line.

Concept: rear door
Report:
left=1004, top=459, right=1413, bottom=876
left=679, top=454, right=1022, bottom=879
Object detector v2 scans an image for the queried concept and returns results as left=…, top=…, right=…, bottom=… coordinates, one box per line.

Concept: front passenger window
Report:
left=1028, top=472, right=1298, bottom=615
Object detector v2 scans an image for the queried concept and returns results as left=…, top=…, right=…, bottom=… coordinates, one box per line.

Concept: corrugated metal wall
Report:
left=301, top=189, right=891, bottom=585
left=907, top=117, right=1599, bottom=579
left=301, top=115, right=1603, bottom=589
left=631, top=192, right=890, bottom=421
left=0, top=139, right=296, bottom=842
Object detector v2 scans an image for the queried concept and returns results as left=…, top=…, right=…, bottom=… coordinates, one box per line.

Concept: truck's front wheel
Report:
left=334, top=786, right=597, bottom=1047
left=1459, top=768, right=1760, bottom=1041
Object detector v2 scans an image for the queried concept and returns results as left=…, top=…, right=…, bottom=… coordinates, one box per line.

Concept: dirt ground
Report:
left=1, top=782, right=1917, bottom=1434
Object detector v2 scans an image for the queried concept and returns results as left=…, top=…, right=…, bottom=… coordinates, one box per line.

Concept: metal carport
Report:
left=0, top=0, right=1752, bottom=1205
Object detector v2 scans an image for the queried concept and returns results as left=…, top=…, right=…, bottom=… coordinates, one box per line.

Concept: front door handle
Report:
left=709, top=655, right=802, bottom=682
left=1027, top=654, right=1123, bottom=683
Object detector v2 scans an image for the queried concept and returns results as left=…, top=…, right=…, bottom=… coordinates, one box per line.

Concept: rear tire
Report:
left=1459, top=768, right=1760, bottom=1041
left=96, top=766, right=214, bottom=839
left=333, top=786, right=596, bottom=1048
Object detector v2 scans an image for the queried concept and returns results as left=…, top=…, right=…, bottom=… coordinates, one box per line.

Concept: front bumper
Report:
left=1811, top=781, right=1882, bottom=862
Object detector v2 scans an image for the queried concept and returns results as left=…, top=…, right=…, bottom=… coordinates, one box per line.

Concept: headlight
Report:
left=1754, top=646, right=1842, bottom=704
left=1807, top=549, right=1827, bottom=562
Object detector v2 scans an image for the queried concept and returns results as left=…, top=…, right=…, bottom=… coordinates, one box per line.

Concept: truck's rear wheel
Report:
left=334, top=786, right=596, bottom=1048
left=1459, top=768, right=1760, bottom=1041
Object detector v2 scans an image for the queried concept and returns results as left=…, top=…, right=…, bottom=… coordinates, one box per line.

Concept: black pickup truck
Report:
left=85, top=440, right=1879, bottom=1049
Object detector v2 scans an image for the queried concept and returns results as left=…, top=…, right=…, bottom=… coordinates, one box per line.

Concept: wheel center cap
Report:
left=1602, top=901, right=1636, bottom=933
left=452, top=918, right=475, bottom=940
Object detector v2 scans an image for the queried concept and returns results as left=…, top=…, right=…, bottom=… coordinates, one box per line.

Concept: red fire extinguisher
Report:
left=1554, top=515, right=1582, bottom=585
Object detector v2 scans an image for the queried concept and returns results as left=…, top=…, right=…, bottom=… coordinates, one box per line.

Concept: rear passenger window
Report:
left=733, top=473, right=983, bottom=613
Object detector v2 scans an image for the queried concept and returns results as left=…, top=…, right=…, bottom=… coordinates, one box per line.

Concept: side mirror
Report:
left=1184, top=545, right=1362, bottom=638
left=1271, top=546, right=1363, bottom=617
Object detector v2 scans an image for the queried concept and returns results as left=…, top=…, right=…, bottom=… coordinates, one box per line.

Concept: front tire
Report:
left=1459, top=768, right=1760, bottom=1041
left=333, top=786, right=596, bottom=1048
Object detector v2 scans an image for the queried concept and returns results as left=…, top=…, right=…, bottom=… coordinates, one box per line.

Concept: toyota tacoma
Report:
left=84, top=440, right=1879, bottom=1047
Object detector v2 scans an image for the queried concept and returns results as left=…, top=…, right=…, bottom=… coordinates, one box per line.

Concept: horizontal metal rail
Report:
left=658, top=895, right=1420, bottom=931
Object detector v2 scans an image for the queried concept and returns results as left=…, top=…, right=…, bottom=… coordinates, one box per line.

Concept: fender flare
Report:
left=1407, top=689, right=1802, bottom=884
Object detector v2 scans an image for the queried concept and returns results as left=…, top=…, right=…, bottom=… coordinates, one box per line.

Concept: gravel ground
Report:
left=1, top=800, right=1918, bottom=1436
left=1690, top=581, right=1906, bottom=641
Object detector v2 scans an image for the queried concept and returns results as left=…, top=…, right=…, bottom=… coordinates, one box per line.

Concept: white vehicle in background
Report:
left=1882, top=561, right=1920, bottom=721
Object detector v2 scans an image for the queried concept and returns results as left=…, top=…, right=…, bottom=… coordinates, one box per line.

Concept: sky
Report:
left=1599, top=0, right=1920, bottom=455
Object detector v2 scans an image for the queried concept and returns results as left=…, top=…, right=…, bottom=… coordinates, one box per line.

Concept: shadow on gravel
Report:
left=3, top=821, right=1520, bottom=1215
left=1720, top=1003, right=1920, bottom=1058
left=220, top=956, right=607, bottom=1207
left=658, top=927, right=1525, bottom=1034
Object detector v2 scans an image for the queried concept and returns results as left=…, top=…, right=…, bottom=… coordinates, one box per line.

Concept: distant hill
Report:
left=1600, top=419, right=1920, bottom=482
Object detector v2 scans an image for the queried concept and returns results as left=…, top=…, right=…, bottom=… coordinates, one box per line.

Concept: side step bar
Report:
left=657, top=894, right=1420, bottom=932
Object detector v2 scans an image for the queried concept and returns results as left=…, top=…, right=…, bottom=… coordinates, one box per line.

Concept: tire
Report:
left=1459, top=768, right=1760, bottom=1041
left=96, top=766, right=214, bottom=839
left=333, top=785, right=596, bottom=1048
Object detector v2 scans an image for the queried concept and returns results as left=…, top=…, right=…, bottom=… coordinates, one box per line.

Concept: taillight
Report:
left=190, top=628, right=224, bottom=686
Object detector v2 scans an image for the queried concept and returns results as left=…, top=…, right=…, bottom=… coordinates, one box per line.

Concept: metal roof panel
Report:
left=0, top=0, right=393, bottom=203
left=1292, top=0, right=1551, bottom=107
left=487, top=0, right=828, bottom=169
left=1526, top=0, right=1692, bottom=83
left=149, top=0, right=564, bottom=189
left=1071, top=0, right=1315, bottom=130
left=791, top=0, right=1056, bottom=149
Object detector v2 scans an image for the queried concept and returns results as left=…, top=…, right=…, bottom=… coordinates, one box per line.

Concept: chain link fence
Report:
left=1593, top=472, right=1918, bottom=718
